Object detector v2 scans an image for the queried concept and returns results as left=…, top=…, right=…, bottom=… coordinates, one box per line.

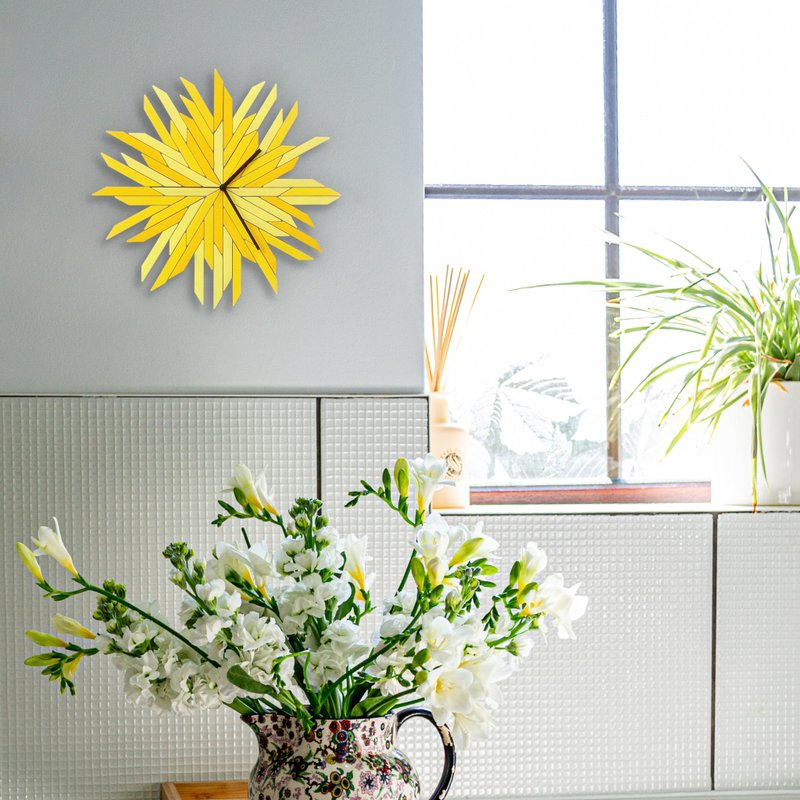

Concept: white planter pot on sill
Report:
left=711, top=381, right=800, bottom=506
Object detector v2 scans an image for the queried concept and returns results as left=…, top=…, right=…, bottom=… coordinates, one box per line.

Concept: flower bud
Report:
left=26, top=630, right=67, bottom=648
left=394, top=458, right=410, bottom=497
left=16, top=542, right=43, bottom=581
left=52, top=613, right=96, bottom=640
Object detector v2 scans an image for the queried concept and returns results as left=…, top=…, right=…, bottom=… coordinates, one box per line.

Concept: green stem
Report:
left=80, top=578, right=219, bottom=667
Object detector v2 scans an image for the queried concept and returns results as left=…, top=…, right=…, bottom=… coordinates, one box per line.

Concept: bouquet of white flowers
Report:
left=17, top=454, right=586, bottom=750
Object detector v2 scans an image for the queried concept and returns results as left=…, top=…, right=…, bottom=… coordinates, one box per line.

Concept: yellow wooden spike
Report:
left=232, top=81, right=265, bottom=130
left=223, top=227, right=233, bottom=289
left=223, top=84, right=233, bottom=143
left=278, top=136, right=328, bottom=167
left=121, top=153, right=188, bottom=187
left=193, top=245, right=205, bottom=304
left=267, top=102, right=299, bottom=152
left=213, top=124, right=224, bottom=182
left=232, top=247, right=242, bottom=305
left=213, top=242, right=223, bottom=308
left=180, top=77, right=213, bottom=129
left=106, top=206, right=158, bottom=239
left=143, top=95, right=174, bottom=145
left=213, top=70, right=224, bottom=130
left=140, top=229, right=171, bottom=281
left=246, top=84, right=278, bottom=134
left=272, top=220, right=321, bottom=252
left=101, top=153, right=161, bottom=187
left=152, top=86, right=188, bottom=139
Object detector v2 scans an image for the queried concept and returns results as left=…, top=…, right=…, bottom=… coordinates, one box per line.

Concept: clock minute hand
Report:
left=219, top=148, right=264, bottom=251
left=221, top=188, right=261, bottom=252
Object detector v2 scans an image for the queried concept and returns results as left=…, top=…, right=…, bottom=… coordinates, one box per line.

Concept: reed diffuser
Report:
left=425, top=265, right=484, bottom=508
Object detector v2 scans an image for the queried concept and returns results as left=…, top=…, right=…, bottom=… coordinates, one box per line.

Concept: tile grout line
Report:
left=711, top=512, right=719, bottom=791
left=315, top=397, right=323, bottom=502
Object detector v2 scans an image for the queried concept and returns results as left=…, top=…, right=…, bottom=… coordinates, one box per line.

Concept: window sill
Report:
left=442, top=502, right=800, bottom=516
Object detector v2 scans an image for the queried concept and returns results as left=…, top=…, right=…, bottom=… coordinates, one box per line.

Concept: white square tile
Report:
left=715, top=512, right=800, bottom=790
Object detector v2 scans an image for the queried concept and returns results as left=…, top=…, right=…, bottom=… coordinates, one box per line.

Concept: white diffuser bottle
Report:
left=429, top=392, right=470, bottom=509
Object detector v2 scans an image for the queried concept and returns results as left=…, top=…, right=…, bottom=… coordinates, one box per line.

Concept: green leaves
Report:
left=227, top=665, right=273, bottom=695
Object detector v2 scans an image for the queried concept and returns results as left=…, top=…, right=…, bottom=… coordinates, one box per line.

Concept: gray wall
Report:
left=0, top=1, right=423, bottom=393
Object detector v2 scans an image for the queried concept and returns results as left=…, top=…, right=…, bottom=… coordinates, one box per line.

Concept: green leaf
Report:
left=786, top=355, right=800, bottom=381
left=227, top=665, right=272, bottom=695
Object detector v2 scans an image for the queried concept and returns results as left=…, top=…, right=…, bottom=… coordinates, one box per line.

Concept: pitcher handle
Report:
left=395, top=706, right=457, bottom=800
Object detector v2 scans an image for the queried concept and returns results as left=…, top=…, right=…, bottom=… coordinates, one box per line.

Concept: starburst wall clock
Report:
left=95, top=71, right=340, bottom=307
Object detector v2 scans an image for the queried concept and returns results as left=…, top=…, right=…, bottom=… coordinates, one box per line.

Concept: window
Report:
left=423, top=0, right=800, bottom=501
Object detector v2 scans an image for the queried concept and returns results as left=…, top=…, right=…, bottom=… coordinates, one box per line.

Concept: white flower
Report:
left=277, top=574, right=349, bottom=635
left=451, top=700, right=493, bottom=750
left=32, top=518, right=78, bottom=577
left=207, top=542, right=254, bottom=586
left=379, top=613, right=411, bottom=640
left=190, top=615, right=231, bottom=644
left=230, top=611, right=286, bottom=652
left=178, top=596, right=199, bottom=626
left=420, top=615, right=466, bottom=668
left=533, top=574, right=588, bottom=640
left=215, top=590, right=242, bottom=618
left=120, top=619, right=160, bottom=652
left=518, top=543, right=548, bottom=590
left=245, top=541, right=278, bottom=583
left=275, top=537, right=307, bottom=577
left=414, top=514, right=450, bottom=562
left=366, top=646, right=413, bottom=697
left=384, top=589, right=417, bottom=616
left=224, top=464, right=278, bottom=514
left=306, top=647, right=347, bottom=691
left=321, top=620, right=369, bottom=661
left=418, top=666, right=475, bottom=726
left=196, top=579, right=226, bottom=603
left=343, top=534, right=373, bottom=600
left=507, top=635, right=534, bottom=658
left=408, top=454, right=454, bottom=512
left=459, top=646, right=512, bottom=699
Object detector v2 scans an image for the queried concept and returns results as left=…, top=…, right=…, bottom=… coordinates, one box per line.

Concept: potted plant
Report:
left=17, top=455, right=586, bottom=799
left=522, top=173, right=800, bottom=507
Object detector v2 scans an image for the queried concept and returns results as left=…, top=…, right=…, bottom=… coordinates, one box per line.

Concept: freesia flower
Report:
left=418, top=666, right=475, bottom=726
left=420, top=615, right=465, bottom=668
left=343, top=534, right=373, bottom=600
left=16, top=542, right=43, bottom=581
left=32, top=519, right=78, bottom=577
left=408, top=454, right=454, bottom=513
left=414, top=514, right=450, bottom=562
left=224, top=464, right=279, bottom=515
left=451, top=699, right=493, bottom=750
left=62, top=654, right=84, bottom=682
left=534, top=574, right=588, bottom=640
left=51, top=613, right=96, bottom=640
left=517, top=542, right=548, bottom=591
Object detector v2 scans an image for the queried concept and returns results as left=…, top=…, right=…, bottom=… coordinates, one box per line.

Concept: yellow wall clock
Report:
left=95, top=71, right=340, bottom=307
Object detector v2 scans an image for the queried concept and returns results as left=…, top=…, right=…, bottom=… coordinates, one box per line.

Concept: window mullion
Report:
left=603, top=0, right=621, bottom=482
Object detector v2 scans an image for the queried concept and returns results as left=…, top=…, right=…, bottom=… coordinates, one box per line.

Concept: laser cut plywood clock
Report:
left=95, top=71, right=340, bottom=307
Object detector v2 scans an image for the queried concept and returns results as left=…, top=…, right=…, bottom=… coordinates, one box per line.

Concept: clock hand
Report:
left=221, top=188, right=261, bottom=252
left=219, top=147, right=262, bottom=190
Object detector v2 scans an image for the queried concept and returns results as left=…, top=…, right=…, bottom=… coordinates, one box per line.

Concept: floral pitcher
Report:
left=243, top=709, right=456, bottom=800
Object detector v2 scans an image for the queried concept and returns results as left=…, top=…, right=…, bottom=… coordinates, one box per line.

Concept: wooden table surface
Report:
left=161, top=782, right=248, bottom=800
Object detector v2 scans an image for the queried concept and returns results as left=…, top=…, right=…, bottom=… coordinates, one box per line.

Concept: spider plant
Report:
left=519, top=171, right=800, bottom=505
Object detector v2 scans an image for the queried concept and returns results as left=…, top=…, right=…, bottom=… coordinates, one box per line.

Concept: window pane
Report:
left=423, top=0, right=604, bottom=185
left=425, top=200, right=607, bottom=485
left=618, top=201, right=765, bottom=482
left=619, top=0, right=800, bottom=186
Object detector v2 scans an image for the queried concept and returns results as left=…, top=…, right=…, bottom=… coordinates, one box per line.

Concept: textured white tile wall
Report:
left=433, top=514, right=713, bottom=798
left=1, top=397, right=317, bottom=800
left=716, top=513, right=800, bottom=790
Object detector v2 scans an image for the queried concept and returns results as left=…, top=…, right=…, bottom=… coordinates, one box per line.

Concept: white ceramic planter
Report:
left=711, top=381, right=800, bottom=505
